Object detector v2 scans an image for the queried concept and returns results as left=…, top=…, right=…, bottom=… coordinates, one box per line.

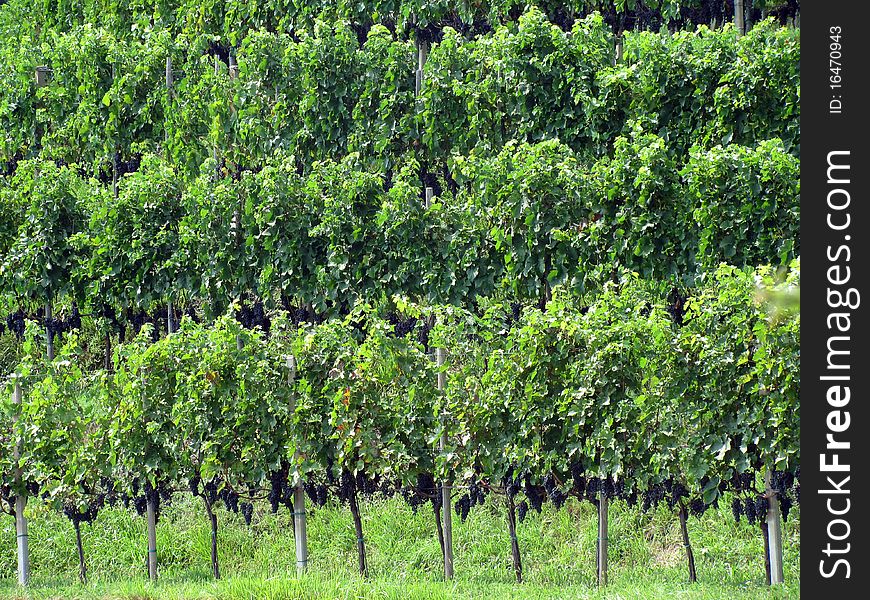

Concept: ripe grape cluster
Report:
left=62, top=497, right=104, bottom=526
left=206, top=40, right=232, bottom=66
left=542, top=473, right=567, bottom=509
left=267, top=464, right=294, bottom=514
left=516, top=500, right=528, bottom=523
left=3, top=310, right=26, bottom=338
left=304, top=478, right=330, bottom=508
left=386, top=312, right=418, bottom=338
left=730, top=493, right=771, bottom=525
left=121, top=478, right=171, bottom=523
left=336, top=469, right=356, bottom=504
left=240, top=502, right=254, bottom=526
left=2, top=307, right=84, bottom=340
left=501, top=467, right=522, bottom=499
left=236, top=301, right=271, bottom=332
left=96, top=303, right=126, bottom=339
left=666, top=287, right=687, bottom=326
left=451, top=476, right=486, bottom=523
left=501, top=302, right=524, bottom=333
left=729, top=470, right=758, bottom=493
left=125, top=307, right=173, bottom=340
left=383, top=311, right=433, bottom=349
left=404, top=472, right=437, bottom=514
left=523, top=474, right=546, bottom=514
left=98, top=152, right=142, bottom=184
left=689, top=498, right=708, bottom=517
left=281, top=301, right=324, bottom=326
left=769, top=468, right=800, bottom=522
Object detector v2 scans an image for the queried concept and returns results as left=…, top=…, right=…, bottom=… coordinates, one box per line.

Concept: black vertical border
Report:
left=802, top=2, right=869, bottom=596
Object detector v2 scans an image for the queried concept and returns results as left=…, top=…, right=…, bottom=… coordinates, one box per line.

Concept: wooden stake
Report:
left=46, top=301, right=54, bottom=360
left=436, top=347, right=454, bottom=579
left=287, top=355, right=308, bottom=573
left=229, top=53, right=239, bottom=79
left=146, top=492, right=158, bottom=580
left=165, top=56, right=173, bottom=90
left=764, top=470, right=785, bottom=584
left=15, top=494, right=28, bottom=586
left=34, top=66, right=50, bottom=88
left=597, top=491, right=608, bottom=587
left=112, top=63, right=119, bottom=199
left=12, top=380, right=29, bottom=586
left=165, top=56, right=172, bottom=148
left=145, top=306, right=172, bottom=582
left=415, top=39, right=428, bottom=96
left=105, top=332, right=113, bottom=372
left=213, top=55, right=220, bottom=167
left=734, top=0, right=745, bottom=34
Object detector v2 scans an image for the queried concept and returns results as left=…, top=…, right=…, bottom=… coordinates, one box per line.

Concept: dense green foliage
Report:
left=1, top=0, right=799, bottom=588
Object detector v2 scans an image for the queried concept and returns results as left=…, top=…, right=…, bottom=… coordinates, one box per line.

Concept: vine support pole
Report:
left=165, top=55, right=173, bottom=151
left=145, top=307, right=175, bottom=582
left=46, top=301, right=54, bottom=360
left=287, top=355, right=308, bottom=573
left=734, top=0, right=745, bottom=35
left=436, top=346, right=454, bottom=579
left=146, top=491, right=158, bottom=580
left=12, top=380, right=30, bottom=586
left=415, top=38, right=429, bottom=96
left=213, top=55, right=220, bottom=168
left=764, top=470, right=785, bottom=584
left=597, top=490, right=608, bottom=587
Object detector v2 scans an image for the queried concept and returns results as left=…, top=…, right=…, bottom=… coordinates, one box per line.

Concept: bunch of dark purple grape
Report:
left=236, top=301, right=270, bottom=332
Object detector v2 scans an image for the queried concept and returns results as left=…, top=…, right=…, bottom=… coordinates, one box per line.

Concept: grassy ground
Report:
left=0, top=493, right=799, bottom=599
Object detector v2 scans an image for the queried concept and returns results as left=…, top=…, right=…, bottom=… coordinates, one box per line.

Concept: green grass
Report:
left=1, top=493, right=800, bottom=599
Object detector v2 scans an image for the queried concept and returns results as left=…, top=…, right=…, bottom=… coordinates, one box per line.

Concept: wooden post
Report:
left=614, top=34, right=623, bottom=65
left=734, top=0, right=745, bottom=35
left=229, top=53, right=239, bottom=79
left=436, top=347, right=453, bottom=579
left=165, top=56, right=172, bottom=149
left=34, top=66, right=50, bottom=88
left=764, top=470, right=785, bottom=584
left=597, top=491, right=608, bottom=587
left=12, top=380, right=29, bottom=586
left=146, top=492, right=158, bottom=580
left=111, top=63, right=119, bottom=199
left=287, top=355, right=308, bottom=573
left=415, top=39, right=428, bottom=96
left=45, top=302, right=54, bottom=360
left=165, top=56, right=173, bottom=90
left=144, top=305, right=173, bottom=581
left=425, top=186, right=433, bottom=210
left=213, top=55, right=220, bottom=168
